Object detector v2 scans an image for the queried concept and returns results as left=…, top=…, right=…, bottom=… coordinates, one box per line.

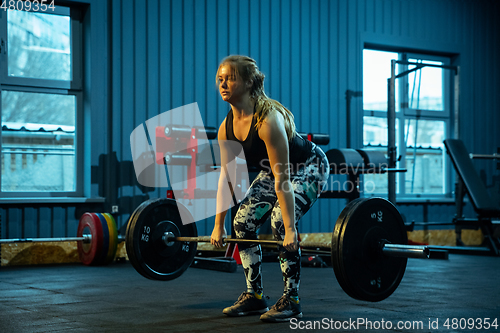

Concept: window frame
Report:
left=0, top=5, right=84, bottom=198
left=363, top=48, right=454, bottom=199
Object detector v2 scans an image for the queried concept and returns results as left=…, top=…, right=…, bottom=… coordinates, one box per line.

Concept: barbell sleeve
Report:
left=469, top=153, right=500, bottom=160
left=163, top=153, right=193, bottom=165
left=382, top=243, right=430, bottom=259
left=164, top=125, right=218, bottom=139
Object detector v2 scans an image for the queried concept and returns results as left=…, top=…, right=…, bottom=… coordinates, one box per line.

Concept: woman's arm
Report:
left=211, top=119, right=232, bottom=247
left=258, top=110, right=298, bottom=252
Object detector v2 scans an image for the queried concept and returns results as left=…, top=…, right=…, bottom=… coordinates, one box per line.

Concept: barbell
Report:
left=125, top=196, right=440, bottom=302
left=0, top=213, right=121, bottom=266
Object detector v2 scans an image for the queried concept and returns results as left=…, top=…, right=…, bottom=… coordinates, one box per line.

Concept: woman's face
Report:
left=218, top=64, right=248, bottom=104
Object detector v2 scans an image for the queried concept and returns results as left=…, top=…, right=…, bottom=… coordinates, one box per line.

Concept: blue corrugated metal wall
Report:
left=1, top=0, right=499, bottom=239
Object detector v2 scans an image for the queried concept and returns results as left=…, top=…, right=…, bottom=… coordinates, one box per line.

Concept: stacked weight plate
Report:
left=77, top=212, right=119, bottom=265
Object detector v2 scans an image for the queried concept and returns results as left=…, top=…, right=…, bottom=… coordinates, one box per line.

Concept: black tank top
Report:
left=225, top=109, right=313, bottom=173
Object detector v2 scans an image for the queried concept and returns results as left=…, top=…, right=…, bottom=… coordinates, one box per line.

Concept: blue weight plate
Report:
left=96, top=213, right=110, bottom=265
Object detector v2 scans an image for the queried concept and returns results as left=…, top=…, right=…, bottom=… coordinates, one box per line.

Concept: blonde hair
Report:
left=216, top=55, right=296, bottom=140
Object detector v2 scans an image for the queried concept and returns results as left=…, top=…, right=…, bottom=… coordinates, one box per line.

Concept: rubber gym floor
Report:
left=0, top=254, right=498, bottom=333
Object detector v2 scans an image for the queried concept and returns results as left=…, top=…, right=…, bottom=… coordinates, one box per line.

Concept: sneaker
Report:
left=260, top=294, right=303, bottom=322
left=222, top=292, right=269, bottom=317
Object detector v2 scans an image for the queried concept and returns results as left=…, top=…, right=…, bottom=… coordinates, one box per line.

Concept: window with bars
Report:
left=0, top=5, right=83, bottom=195
left=362, top=49, right=453, bottom=198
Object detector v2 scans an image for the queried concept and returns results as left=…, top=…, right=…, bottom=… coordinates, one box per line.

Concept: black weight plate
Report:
left=334, top=197, right=408, bottom=302
left=337, top=198, right=378, bottom=301
left=125, top=198, right=171, bottom=273
left=331, top=198, right=366, bottom=300
left=126, top=199, right=156, bottom=276
left=126, top=198, right=197, bottom=281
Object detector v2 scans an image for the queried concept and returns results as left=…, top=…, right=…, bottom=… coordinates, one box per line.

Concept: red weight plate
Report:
left=77, top=213, right=104, bottom=266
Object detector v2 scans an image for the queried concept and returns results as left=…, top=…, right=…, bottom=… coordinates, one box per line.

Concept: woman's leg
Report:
left=271, top=145, right=330, bottom=297
left=233, top=171, right=277, bottom=295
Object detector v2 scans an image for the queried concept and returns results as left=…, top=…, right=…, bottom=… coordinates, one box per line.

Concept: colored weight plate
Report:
left=100, top=213, right=119, bottom=264
left=77, top=213, right=104, bottom=266
left=102, top=213, right=119, bottom=264
left=100, top=213, right=115, bottom=264
left=331, top=198, right=366, bottom=300
left=334, top=197, right=407, bottom=302
left=96, top=213, right=110, bottom=265
left=126, top=198, right=198, bottom=281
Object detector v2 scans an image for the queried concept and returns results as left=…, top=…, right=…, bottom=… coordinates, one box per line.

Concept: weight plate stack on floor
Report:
left=332, top=197, right=408, bottom=302
left=126, top=198, right=198, bottom=281
left=77, top=212, right=119, bottom=266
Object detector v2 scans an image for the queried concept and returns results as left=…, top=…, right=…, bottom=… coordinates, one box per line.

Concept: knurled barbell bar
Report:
left=0, top=235, right=93, bottom=243
left=125, top=196, right=444, bottom=302
left=164, top=235, right=429, bottom=259
left=0, top=213, right=121, bottom=266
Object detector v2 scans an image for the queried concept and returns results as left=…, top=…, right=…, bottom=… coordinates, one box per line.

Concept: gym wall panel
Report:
left=1, top=0, right=498, bottom=240
left=0, top=205, right=80, bottom=240
left=39, top=207, right=51, bottom=238
left=52, top=207, right=67, bottom=238
left=107, top=0, right=499, bottom=234
left=106, top=0, right=354, bottom=234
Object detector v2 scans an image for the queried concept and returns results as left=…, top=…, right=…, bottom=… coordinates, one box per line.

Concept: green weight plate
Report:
left=126, top=198, right=198, bottom=281
left=102, top=213, right=119, bottom=264
left=334, top=197, right=407, bottom=302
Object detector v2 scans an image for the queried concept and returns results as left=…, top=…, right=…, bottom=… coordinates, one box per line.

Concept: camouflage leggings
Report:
left=233, top=144, right=329, bottom=296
